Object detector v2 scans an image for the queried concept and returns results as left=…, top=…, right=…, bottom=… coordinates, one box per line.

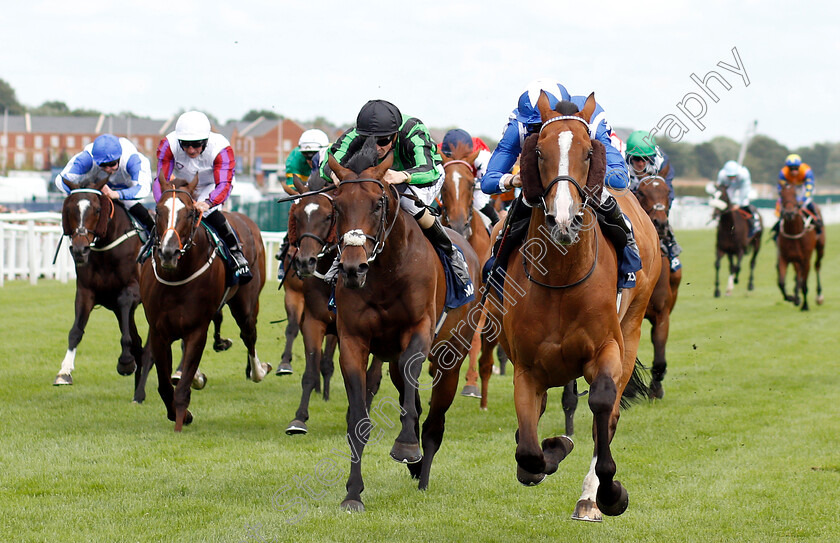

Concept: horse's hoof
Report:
left=541, top=435, right=574, bottom=475
left=390, top=441, right=422, bottom=464
left=171, top=371, right=182, bottom=384
left=275, top=362, right=293, bottom=376
left=286, top=420, right=308, bottom=435
left=516, top=466, right=546, bottom=486
left=191, top=372, right=207, bottom=390
left=213, top=338, right=233, bottom=352
left=597, top=481, right=629, bottom=516
left=649, top=380, right=664, bottom=400
left=572, top=499, right=602, bottom=522
left=407, top=461, right=422, bottom=480
left=53, top=373, right=73, bottom=386
left=117, top=357, right=136, bottom=376
left=714, top=290, right=721, bottom=298
left=460, top=385, right=481, bottom=398
left=340, top=499, right=365, bottom=513
left=817, top=295, right=825, bottom=305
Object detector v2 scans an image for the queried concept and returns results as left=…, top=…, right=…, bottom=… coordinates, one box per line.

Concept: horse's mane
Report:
left=343, top=136, right=381, bottom=175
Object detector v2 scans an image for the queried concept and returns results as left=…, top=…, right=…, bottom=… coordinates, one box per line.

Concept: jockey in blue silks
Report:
left=481, top=78, right=642, bottom=288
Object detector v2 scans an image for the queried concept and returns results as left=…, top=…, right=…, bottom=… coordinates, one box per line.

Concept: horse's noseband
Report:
left=158, top=189, right=202, bottom=255
left=336, top=178, right=399, bottom=263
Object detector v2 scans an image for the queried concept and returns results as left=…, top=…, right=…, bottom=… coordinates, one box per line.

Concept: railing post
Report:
left=0, top=220, right=5, bottom=288
left=28, top=219, right=37, bottom=285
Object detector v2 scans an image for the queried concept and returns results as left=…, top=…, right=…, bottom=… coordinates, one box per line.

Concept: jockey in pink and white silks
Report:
left=153, top=110, right=252, bottom=284
left=55, top=134, right=155, bottom=238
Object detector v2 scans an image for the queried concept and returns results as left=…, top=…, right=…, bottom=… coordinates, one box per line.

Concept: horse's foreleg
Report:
left=150, top=333, right=176, bottom=423
left=172, top=329, right=207, bottom=431
left=286, top=318, right=327, bottom=435
left=777, top=254, right=793, bottom=302
left=477, top=331, right=496, bottom=410
left=815, top=239, right=825, bottom=305
left=460, top=328, right=481, bottom=399
left=390, top=332, right=431, bottom=465
left=115, top=287, right=142, bottom=377
left=337, top=338, right=371, bottom=512
left=277, top=288, right=303, bottom=375
left=55, top=289, right=96, bottom=385
left=321, top=333, right=338, bottom=400
left=649, top=310, right=670, bottom=400
left=748, top=239, right=760, bottom=291
left=513, top=370, right=548, bottom=486
left=713, top=250, right=723, bottom=298
left=797, top=261, right=810, bottom=311
left=726, top=253, right=740, bottom=295
left=133, top=340, right=154, bottom=404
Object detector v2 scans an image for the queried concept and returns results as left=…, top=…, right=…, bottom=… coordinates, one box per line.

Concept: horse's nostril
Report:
left=307, top=257, right=317, bottom=268
left=358, top=263, right=369, bottom=275
left=545, top=214, right=557, bottom=229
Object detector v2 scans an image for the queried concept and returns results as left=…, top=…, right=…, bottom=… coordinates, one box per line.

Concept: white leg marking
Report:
left=59, top=348, right=77, bottom=374
left=579, top=455, right=599, bottom=502
left=249, top=351, right=267, bottom=382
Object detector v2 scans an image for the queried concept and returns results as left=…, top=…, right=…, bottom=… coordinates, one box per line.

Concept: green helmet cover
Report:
left=626, top=130, right=656, bottom=157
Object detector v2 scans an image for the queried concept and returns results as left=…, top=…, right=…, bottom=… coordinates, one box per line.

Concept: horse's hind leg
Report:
left=286, top=318, right=327, bottom=435
left=713, top=250, right=723, bottom=297
left=562, top=379, right=579, bottom=436
left=797, top=262, right=810, bottom=311
left=212, top=311, right=232, bottom=352
left=415, top=357, right=462, bottom=490
left=55, top=288, right=96, bottom=386
left=320, top=333, right=338, bottom=399
left=460, top=330, right=481, bottom=399
left=365, top=356, right=383, bottom=411
left=172, top=331, right=206, bottom=431
left=389, top=333, right=430, bottom=466
left=229, top=294, right=271, bottom=382
left=477, top=333, right=496, bottom=410
left=132, top=341, right=154, bottom=404
left=777, top=255, right=793, bottom=302
left=649, top=310, right=670, bottom=400
left=748, top=239, right=760, bottom=291
left=277, top=285, right=303, bottom=375
left=815, top=238, right=825, bottom=305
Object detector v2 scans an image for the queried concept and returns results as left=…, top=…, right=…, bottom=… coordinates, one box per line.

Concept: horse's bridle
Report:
left=294, top=192, right=337, bottom=258
left=335, top=178, right=400, bottom=263
left=158, top=188, right=203, bottom=256
left=67, top=188, right=114, bottom=247
left=440, top=160, right=476, bottom=236
left=780, top=198, right=813, bottom=239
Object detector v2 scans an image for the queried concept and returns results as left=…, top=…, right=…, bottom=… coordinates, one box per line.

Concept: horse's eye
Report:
left=535, top=148, right=542, bottom=158
left=587, top=148, right=594, bottom=159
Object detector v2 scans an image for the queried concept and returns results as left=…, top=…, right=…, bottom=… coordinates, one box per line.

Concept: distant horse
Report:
left=55, top=177, right=151, bottom=403
left=776, top=183, right=825, bottom=310
left=277, top=257, right=304, bottom=376
left=439, top=143, right=492, bottom=400
left=712, top=185, right=761, bottom=297
left=326, top=138, right=481, bottom=512
left=502, top=93, right=660, bottom=521
left=633, top=175, right=682, bottom=399
left=140, top=177, right=270, bottom=431
left=282, top=174, right=345, bottom=435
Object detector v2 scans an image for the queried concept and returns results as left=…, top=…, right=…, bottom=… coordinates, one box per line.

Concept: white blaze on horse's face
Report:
left=304, top=203, right=320, bottom=219
left=451, top=170, right=461, bottom=200
left=551, top=131, right=576, bottom=225
left=77, top=199, right=91, bottom=227
left=162, top=196, right=188, bottom=247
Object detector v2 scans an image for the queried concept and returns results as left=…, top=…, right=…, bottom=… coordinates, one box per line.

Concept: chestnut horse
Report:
left=55, top=177, right=151, bottom=402
left=326, top=139, right=481, bottom=512
left=140, top=177, right=270, bottom=431
left=713, top=184, right=761, bottom=297
left=776, top=183, right=825, bottom=310
left=439, top=143, right=492, bottom=400
left=501, top=93, right=660, bottom=522
left=633, top=175, right=682, bottom=399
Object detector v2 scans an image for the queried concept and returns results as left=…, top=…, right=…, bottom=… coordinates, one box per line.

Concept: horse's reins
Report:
left=336, top=178, right=400, bottom=263
left=779, top=205, right=815, bottom=239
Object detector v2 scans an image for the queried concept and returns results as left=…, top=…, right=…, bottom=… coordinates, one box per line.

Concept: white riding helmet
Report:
left=298, top=129, right=330, bottom=152
left=722, top=160, right=740, bottom=177
left=175, top=111, right=212, bottom=141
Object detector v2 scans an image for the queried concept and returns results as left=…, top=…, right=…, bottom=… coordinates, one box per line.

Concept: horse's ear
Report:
left=536, top=91, right=555, bottom=121
left=292, top=175, right=307, bottom=194
left=91, top=177, right=109, bottom=191
left=439, top=149, right=452, bottom=164
left=63, top=178, right=79, bottom=191
left=370, top=150, right=394, bottom=180
left=467, top=148, right=481, bottom=165
left=579, top=92, right=597, bottom=122
left=187, top=174, right=199, bottom=196
left=328, top=154, right=353, bottom=182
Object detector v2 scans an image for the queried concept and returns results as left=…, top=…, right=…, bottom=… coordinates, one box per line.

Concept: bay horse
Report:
left=776, top=183, right=825, bottom=310
left=439, top=143, right=492, bottom=400
left=326, top=138, right=481, bottom=512
left=712, top=184, right=761, bottom=297
left=501, top=92, right=660, bottom=522
left=139, top=177, right=270, bottom=431
left=633, top=175, right=682, bottom=399
left=55, top=177, right=151, bottom=403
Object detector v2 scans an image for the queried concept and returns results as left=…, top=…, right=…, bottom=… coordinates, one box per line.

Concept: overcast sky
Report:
left=5, top=0, right=839, bottom=149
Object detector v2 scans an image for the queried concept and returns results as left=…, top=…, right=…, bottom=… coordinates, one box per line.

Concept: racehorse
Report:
left=55, top=177, right=151, bottom=403
left=140, top=176, right=270, bottom=431
left=326, top=139, right=481, bottom=512
left=776, top=183, right=825, bottom=310
left=633, top=175, right=682, bottom=399
left=277, top=256, right=305, bottom=376
left=282, top=174, right=345, bottom=435
left=712, top=184, right=761, bottom=297
left=439, top=143, right=492, bottom=400
left=501, top=92, right=660, bottom=521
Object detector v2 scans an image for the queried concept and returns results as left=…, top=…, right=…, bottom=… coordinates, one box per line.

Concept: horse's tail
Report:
left=620, top=357, right=651, bottom=409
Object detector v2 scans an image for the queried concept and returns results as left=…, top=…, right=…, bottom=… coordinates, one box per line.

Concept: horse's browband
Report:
left=70, top=188, right=102, bottom=195
left=539, top=115, right=590, bottom=135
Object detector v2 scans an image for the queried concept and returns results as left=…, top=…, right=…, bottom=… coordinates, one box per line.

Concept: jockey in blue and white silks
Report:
left=55, top=134, right=155, bottom=239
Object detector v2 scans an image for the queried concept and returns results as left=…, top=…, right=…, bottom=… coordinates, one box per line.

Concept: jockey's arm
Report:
left=482, top=120, right=521, bottom=195
left=399, top=121, right=440, bottom=185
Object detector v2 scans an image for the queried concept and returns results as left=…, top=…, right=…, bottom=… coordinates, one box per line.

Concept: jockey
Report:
left=153, top=111, right=252, bottom=285
left=276, top=129, right=331, bottom=281
left=55, top=133, right=155, bottom=240
left=775, top=153, right=822, bottom=235
left=481, top=78, right=641, bottom=285
left=320, top=99, right=471, bottom=285
left=439, top=128, right=500, bottom=225
left=717, top=160, right=761, bottom=237
left=625, top=130, right=681, bottom=268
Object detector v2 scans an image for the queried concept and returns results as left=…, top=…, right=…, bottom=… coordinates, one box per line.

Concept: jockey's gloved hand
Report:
left=383, top=170, right=410, bottom=185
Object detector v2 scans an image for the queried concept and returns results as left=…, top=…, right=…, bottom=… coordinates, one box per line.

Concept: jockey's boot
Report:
left=275, top=235, right=290, bottom=281
left=206, top=210, right=253, bottom=285
left=771, top=220, right=780, bottom=241
left=597, top=193, right=641, bottom=263
left=131, top=203, right=157, bottom=264
left=479, top=202, right=500, bottom=225
left=665, top=223, right=682, bottom=258
left=423, top=217, right=471, bottom=285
